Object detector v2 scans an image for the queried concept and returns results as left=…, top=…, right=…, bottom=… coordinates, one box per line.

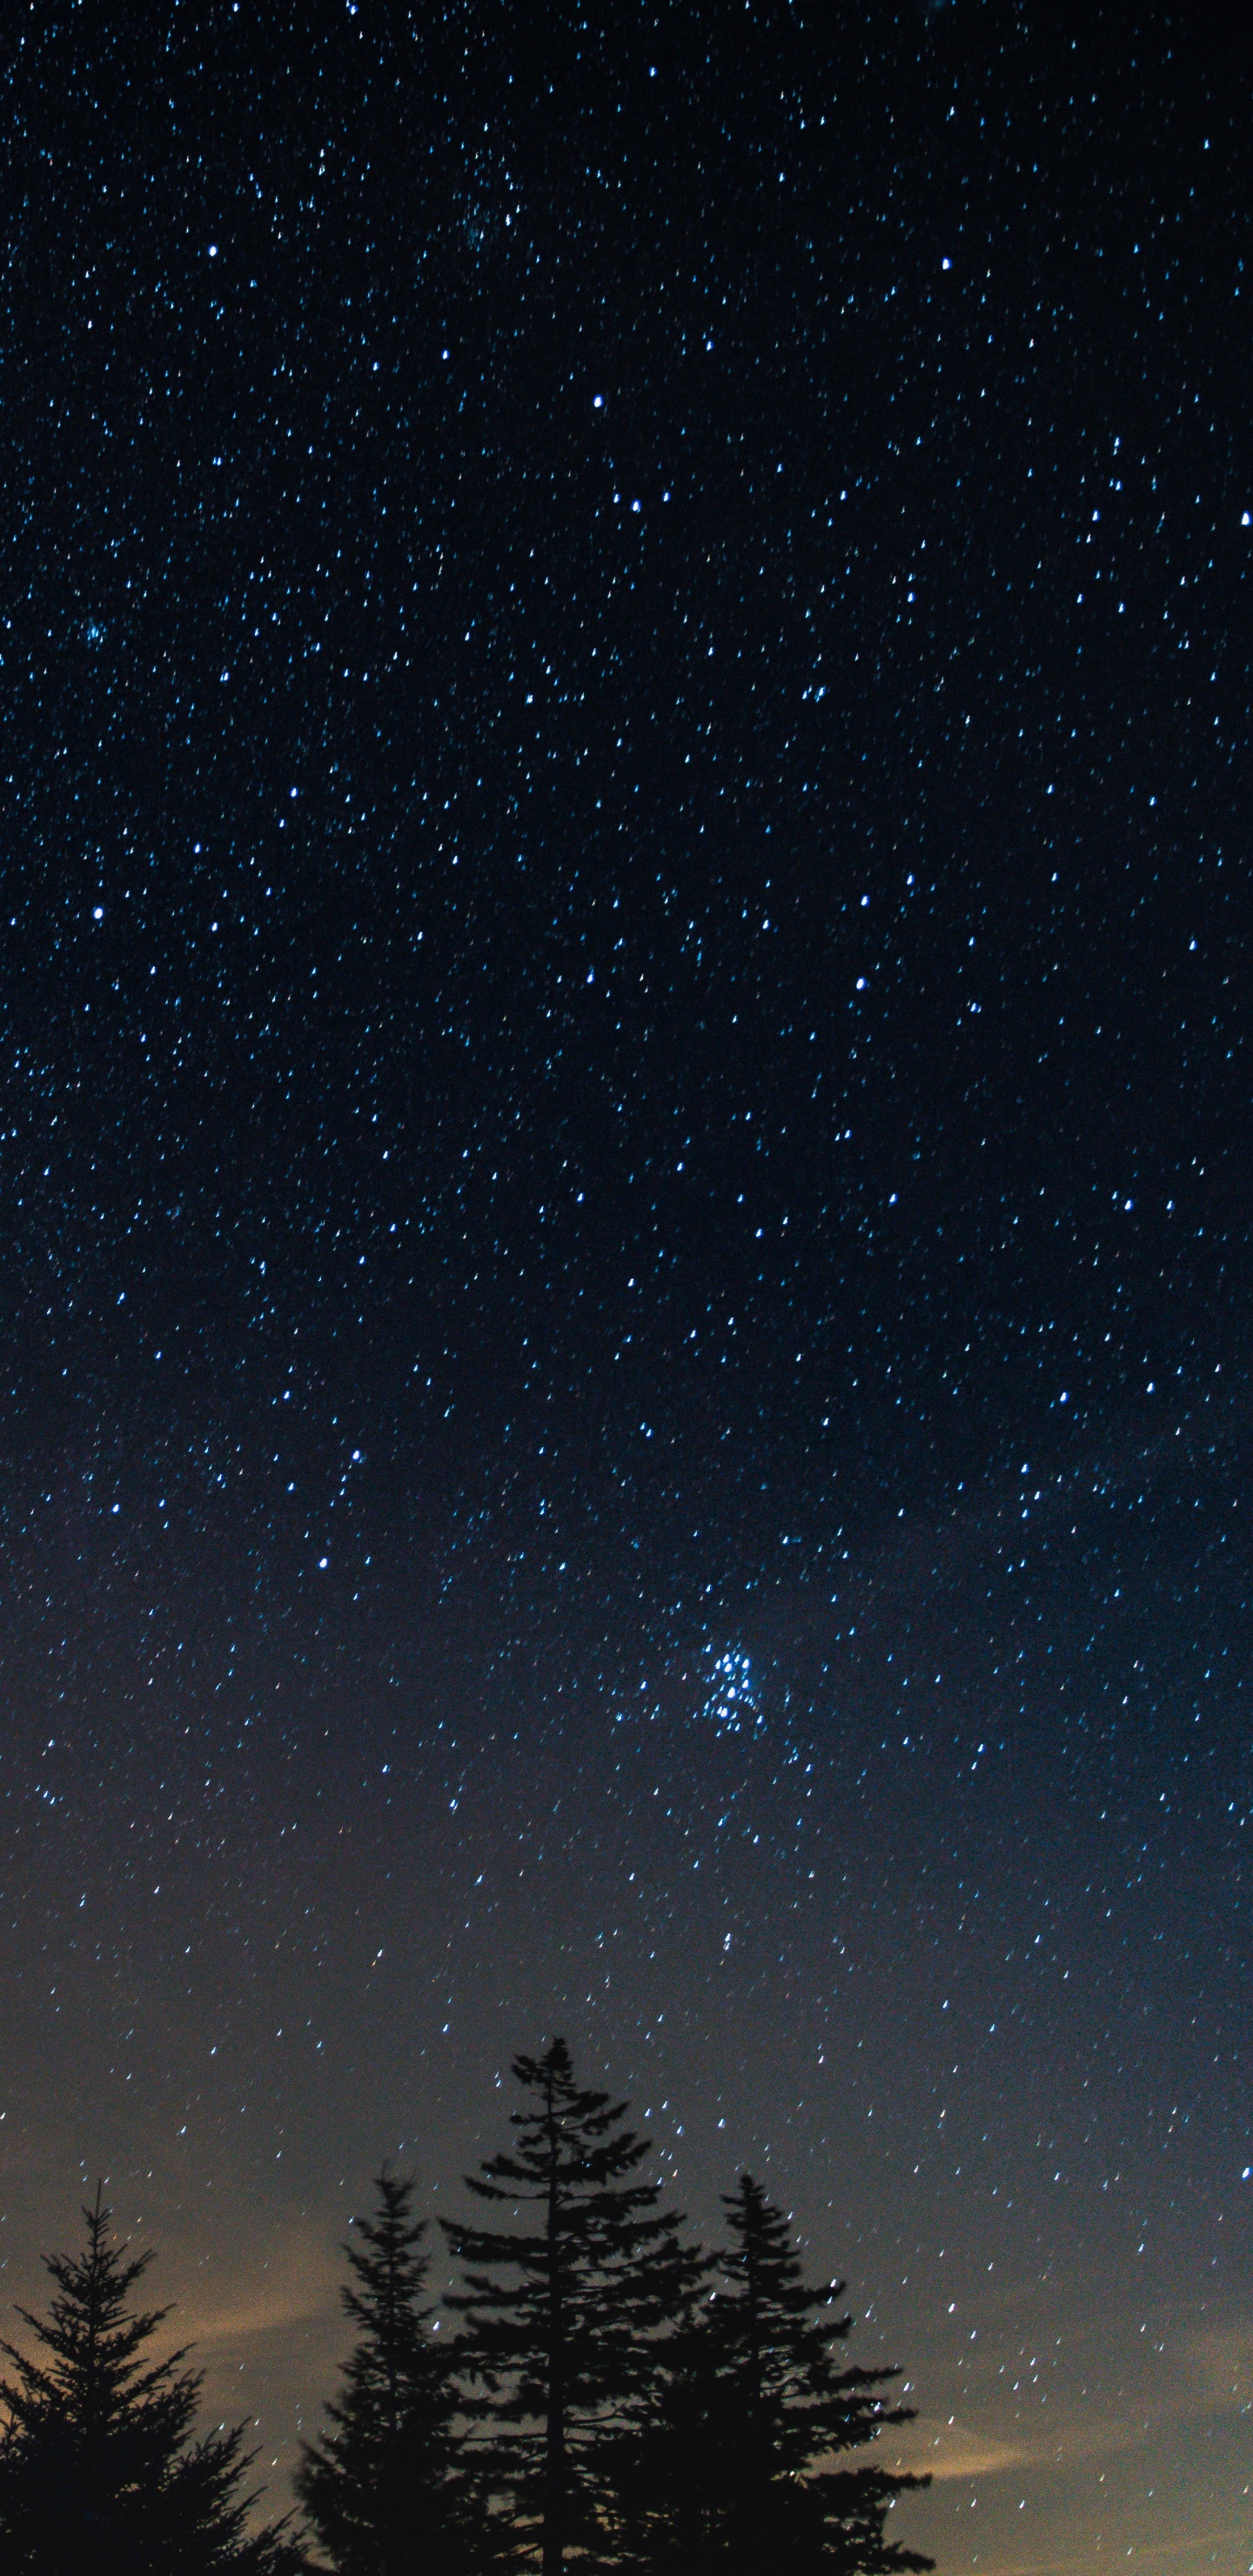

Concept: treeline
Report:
left=0, top=2038, right=934, bottom=2574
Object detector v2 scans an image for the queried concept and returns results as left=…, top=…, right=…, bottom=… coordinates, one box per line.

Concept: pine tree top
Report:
left=709, top=2173, right=918, bottom=2475
left=0, top=2189, right=301, bottom=2574
left=338, top=2165, right=433, bottom=2338
left=1, top=2185, right=197, bottom=2453
left=464, top=2038, right=655, bottom=2210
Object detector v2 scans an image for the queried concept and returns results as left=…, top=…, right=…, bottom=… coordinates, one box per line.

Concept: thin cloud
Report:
left=173, top=2237, right=339, bottom=2347
left=890, top=2413, right=1029, bottom=2479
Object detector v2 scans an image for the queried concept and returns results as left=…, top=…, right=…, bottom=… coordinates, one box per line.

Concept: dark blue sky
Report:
left=1, top=6, right=1250, bottom=2567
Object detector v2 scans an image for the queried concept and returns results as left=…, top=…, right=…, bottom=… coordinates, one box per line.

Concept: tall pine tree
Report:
left=444, top=2039, right=702, bottom=2576
left=613, top=2174, right=933, bottom=2575
left=0, top=2189, right=299, bottom=2576
left=297, top=2166, right=475, bottom=2576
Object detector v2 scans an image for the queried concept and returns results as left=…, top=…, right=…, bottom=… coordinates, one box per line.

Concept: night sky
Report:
left=2, top=3, right=1251, bottom=2568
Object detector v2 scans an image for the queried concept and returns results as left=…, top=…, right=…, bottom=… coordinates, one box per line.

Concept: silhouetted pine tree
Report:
left=597, top=2302, right=727, bottom=2575
left=443, top=2038, right=704, bottom=2576
left=297, top=2167, right=476, bottom=2576
left=0, top=2188, right=300, bottom=2576
left=612, top=2174, right=932, bottom=2575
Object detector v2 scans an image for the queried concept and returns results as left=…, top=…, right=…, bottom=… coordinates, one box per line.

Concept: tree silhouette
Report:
left=613, top=2174, right=933, bottom=2574
left=598, top=2299, right=727, bottom=2575
left=444, top=2038, right=703, bottom=2575
left=298, top=2166, right=476, bottom=2576
left=0, top=2187, right=299, bottom=2576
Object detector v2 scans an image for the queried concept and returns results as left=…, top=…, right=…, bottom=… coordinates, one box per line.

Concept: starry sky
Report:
left=2, top=2, right=1251, bottom=2567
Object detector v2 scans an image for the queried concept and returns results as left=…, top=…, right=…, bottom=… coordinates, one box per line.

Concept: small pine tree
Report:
left=0, top=2188, right=299, bottom=2576
left=711, top=2175, right=932, bottom=2573
left=297, top=2166, right=474, bottom=2576
left=444, top=2038, right=704, bottom=2576
left=617, top=2175, right=932, bottom=2575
